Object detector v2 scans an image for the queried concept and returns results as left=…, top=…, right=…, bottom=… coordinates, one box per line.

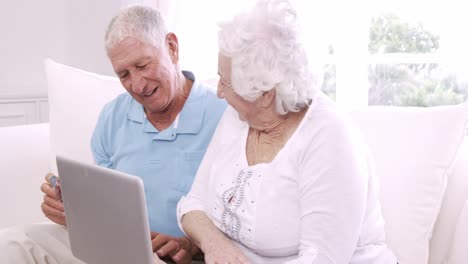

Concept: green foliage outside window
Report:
left=368, top=14, right=467, bottom=106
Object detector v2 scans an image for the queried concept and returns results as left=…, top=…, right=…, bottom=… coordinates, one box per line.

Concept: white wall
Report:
left=0, top=0, right=65, bottom=95
left=0, top=0, right=121, bottom=97
left=62, top=1, right=121, bottom=77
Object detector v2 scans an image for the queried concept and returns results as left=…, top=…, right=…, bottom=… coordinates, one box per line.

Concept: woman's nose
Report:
left=217, top=82, right=225, bottom=99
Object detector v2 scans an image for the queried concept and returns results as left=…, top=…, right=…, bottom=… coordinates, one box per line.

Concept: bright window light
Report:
left=166, top=0, right=468, bottom=107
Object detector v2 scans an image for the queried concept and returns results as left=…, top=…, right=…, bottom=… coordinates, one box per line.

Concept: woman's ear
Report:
left=166, top=33, right=179, bottom=63
left=260, top=89, right=276, bottom=108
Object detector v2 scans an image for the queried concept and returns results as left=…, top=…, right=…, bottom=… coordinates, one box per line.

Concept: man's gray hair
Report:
left=218, top=0, right=322, bottom=114
left=105, top=5, right=168, bottom=50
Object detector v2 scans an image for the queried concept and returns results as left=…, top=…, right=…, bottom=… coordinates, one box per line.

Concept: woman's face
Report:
left=217, top=54, right=257, bottom=122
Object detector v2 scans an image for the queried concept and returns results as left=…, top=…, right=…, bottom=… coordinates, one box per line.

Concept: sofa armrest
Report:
left=0, top=123, right=50, bottom=228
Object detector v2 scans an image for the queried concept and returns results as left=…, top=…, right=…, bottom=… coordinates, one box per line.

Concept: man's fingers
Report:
left=45, top=172, right=56, bottom=183
left=40, top=183, right=57, bottom=198
left=41, top=202, right=66, bottom=226
left=156, top=240, right=179, bottom=257
left=171, top=249, right=189, bottom=263
left=150, top=231, right=159, bottom=239
left=176, top=236, right=191, bottom=250
left=153, top=253, right=166, bottom=264
left=47, top=214, right=66, bottom=226
left=41, top=202, right=65, bottom=218
left=43, top=195, right=64, bottom=211
left=151, top=234, right=173, bottom=252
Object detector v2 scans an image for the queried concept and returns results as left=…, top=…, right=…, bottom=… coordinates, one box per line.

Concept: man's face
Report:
left=107, top=37, right=178, bottom=114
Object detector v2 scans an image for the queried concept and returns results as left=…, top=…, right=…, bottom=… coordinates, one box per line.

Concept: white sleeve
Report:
left=176, top=107, right=232, bottom=232
left=285, top=117, right=370, bottom=264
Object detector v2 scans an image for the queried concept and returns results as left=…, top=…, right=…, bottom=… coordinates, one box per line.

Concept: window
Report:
left=367, top=1, right=468, bottom=106
left=167, top=0, right=468, bottom=107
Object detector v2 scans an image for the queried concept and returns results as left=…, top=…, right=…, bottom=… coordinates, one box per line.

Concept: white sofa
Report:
left=0, top=123, right=49, bottom=228
left=1, top=60, right=467, bottom=264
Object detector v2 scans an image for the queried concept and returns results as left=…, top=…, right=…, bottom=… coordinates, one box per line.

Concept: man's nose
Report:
left=130, top=74, right=147, bottom=94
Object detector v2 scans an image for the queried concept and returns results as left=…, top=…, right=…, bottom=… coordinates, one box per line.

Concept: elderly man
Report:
left=0, top=5, right=226, bottom=264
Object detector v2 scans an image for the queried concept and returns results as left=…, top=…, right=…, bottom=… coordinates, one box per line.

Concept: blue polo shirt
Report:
left=90, top=71, right=226, bottom=237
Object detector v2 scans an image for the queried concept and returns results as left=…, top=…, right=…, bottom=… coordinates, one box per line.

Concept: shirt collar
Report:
left=126, top=71, right=206, bottom=135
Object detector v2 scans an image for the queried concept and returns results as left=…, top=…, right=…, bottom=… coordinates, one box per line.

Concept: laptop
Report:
left=56, top=155, right=154, bottom=264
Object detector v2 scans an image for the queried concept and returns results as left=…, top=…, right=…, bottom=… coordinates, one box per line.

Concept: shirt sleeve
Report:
left=176, top=107, right=231, bottom=232
left=284, top=116, right=370, bottom=264
left=90, top=106, right=113, bottom=168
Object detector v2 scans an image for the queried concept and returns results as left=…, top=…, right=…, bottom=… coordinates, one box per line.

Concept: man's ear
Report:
left=166, top=33, right=179, bottom=63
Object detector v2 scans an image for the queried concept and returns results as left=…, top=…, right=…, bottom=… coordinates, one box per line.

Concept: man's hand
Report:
left=40, top=172, right=66, bottom=226
left=153, top=253, right=167, bottom=264
left=150, top=232, right=195, bottom=264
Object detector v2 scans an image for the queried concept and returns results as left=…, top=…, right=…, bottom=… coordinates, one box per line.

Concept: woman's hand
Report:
left=202, top=237, right=250, bottom=264
left=181, top=210, right=250, bottom=264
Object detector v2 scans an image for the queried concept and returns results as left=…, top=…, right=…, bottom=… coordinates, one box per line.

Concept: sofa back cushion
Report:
left=44, top=58, right=124, bottom=173
left=446, top=200, right=468, bottom=264
left=430, top=137, right=468, bottom=264
left=349, top=106, right=468, bottom=264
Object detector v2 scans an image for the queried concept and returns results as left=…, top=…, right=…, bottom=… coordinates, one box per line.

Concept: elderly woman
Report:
left=177, top=0, right=397, bottom=263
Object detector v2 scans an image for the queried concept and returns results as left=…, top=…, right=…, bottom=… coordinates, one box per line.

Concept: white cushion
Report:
left=44, top=58, right=124, bottom=173
left=0, top=124, right=49, bottom=228
left=349, top=106, right=468, bottom=264
left=429, top=137, right=468, bottom=264
left=447, top=200, right=468, bottom=264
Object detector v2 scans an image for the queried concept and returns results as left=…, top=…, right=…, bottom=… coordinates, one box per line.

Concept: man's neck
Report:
left=147, top=72, right=193, bottom=131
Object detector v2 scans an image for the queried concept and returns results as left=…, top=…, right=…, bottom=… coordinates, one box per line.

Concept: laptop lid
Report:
left=56, top=155, right=153, bottom=264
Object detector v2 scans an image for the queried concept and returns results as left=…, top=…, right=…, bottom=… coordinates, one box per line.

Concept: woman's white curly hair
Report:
left=218, top=0, right=322, bottom=114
